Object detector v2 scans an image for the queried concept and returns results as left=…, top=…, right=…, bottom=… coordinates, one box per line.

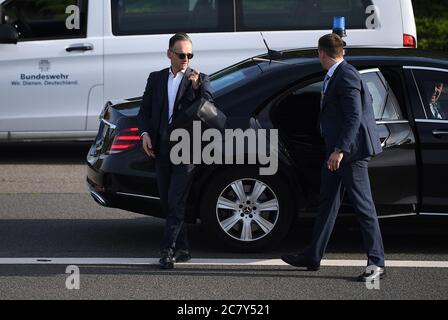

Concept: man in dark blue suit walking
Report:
left=137, top=33, right=213, bottom=269
left=282, top=34, right=386, bottom=282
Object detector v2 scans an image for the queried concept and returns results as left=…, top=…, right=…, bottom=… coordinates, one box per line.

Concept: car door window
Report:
left=361, top=71, right=403, bottom=121
left=1, top=0, right=88, bottom=41
left=412, top=70, right=448, bottom=120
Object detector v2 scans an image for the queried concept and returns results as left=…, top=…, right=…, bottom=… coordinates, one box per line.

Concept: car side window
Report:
left=412, top=70, right=448, bottom=120
left=1, top=0, right=88, bottom=41
left=361, top=71, right=403, bottom=121
left=111, top=0, right=233, bottom=36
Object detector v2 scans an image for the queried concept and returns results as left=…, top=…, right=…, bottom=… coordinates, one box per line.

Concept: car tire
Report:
left=200, top=167, right=294, bottom=252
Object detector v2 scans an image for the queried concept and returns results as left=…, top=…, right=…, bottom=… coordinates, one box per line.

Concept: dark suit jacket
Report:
left=137, top=67, right=213, bottom=151
left=320, top=60, right=383, bottom=161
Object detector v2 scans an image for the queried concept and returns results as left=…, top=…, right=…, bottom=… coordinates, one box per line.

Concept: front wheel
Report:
left=200, top=167, right=294, bottom=252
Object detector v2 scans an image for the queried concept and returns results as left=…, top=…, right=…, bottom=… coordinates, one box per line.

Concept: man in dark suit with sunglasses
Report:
left=137, top=33, right=213, bottom=269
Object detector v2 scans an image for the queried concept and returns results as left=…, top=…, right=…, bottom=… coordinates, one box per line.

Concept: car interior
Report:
left=270, top=81, right=326, bottom=199
left=268, top=67, right=408, bottom=206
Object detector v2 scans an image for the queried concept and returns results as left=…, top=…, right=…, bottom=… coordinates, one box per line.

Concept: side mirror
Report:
left=0, top=24, right=18, bottom=44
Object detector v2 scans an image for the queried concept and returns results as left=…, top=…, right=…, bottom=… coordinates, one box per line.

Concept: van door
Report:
left=0, top=0, right=103, bottom=138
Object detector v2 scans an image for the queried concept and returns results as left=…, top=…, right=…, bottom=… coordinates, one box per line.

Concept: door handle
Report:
left=66, top=43, right=94, bottom=52
left=432, top=129, right=448, bottom=136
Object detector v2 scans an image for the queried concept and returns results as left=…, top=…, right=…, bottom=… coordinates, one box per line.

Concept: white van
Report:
left=0, top=0, right=417, bottom=142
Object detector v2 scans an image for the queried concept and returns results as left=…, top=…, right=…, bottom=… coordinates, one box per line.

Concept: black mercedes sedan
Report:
left=87, top=48, right=448, bottom=251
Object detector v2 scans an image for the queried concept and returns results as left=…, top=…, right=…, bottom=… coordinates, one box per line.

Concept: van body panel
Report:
left=0, top=0, right=103, bottom=134
left=400, top=0, right=418, bottom=45
left=0, top=0, right=417, bottom=141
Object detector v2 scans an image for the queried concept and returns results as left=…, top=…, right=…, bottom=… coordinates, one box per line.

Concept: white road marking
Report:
left=0, top=258, right=447, bottom=268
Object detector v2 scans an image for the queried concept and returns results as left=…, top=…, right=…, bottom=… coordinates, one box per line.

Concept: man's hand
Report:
left=327, top=151, right=344, bottom=172
left=188, top=69, right=201, bottom=90
left=142, top=133, right=155, bottom=158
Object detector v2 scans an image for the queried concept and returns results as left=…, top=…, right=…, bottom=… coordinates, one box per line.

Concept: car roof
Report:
left=211, top=47, right=448, bottom=116
left=256, top=47, right=448, bottom=69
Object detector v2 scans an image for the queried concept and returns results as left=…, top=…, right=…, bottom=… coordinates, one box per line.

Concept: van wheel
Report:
left=200, top=167, right=294, bottom=252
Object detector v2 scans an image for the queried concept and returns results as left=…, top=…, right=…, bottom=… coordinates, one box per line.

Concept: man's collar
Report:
left=169, top=67, right=187, bottom=77
left=326, top=59, right=344, bottom=78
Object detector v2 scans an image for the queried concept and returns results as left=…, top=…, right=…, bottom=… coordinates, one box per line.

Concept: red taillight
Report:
left=109, top=127, right=141, bottom=154
left=403, top=34, right=416, bottom=48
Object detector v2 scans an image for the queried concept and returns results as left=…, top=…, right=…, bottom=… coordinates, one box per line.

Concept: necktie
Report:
left=322, top=74, right=331, bottom=93
left=430, top=102, right=444, bottom=119
left=319, top=74, right=331, bottom=135
left=320, top=74, right=331, bottom=112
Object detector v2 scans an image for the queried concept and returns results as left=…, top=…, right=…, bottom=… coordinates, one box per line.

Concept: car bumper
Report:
left=86, top=144, right=164, bottom=218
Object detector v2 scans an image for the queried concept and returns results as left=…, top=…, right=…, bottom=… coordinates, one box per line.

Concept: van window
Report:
left=236, top=0, right=374, bottom=31
left=0, top=0, right=88, bottom=41
left=111, top=0, right=233, bottom=36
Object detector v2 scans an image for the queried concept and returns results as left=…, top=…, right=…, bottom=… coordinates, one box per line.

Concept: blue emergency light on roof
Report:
left=332, top=16, right=347, bottom=38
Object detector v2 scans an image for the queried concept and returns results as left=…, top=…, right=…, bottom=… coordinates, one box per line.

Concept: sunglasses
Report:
left=171, top=50, right=194, bottom=60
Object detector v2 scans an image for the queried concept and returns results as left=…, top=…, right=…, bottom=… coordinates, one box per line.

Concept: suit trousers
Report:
left=304, top=158, right=385, bottom=267
left=156, top=135, right=195, bottom=252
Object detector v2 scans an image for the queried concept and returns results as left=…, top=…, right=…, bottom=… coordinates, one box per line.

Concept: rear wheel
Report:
left=200, top=167, right=294, bottom=252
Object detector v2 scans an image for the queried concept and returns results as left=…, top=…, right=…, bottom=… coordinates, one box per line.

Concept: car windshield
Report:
left=210, top=59, right=263, bottom=94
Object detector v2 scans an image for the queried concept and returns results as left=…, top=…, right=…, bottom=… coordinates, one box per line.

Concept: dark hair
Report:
left=169, top=33, right=192, bottom=49
left=318, top=33, right=344, bottom=59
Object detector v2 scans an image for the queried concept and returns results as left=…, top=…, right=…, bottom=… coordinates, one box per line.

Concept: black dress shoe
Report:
left=174, top=249, right=191, bottom=263
left=281, top=254, right=320, bottom=271
left=357, top=266, right=386, bottom=282
left=159, top=250, right=174, bottom=270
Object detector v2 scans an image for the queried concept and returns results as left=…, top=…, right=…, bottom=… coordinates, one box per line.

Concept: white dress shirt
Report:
left=167, top=67, right=186, bottom=124
left=141, top=67, right=186, bottom=138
